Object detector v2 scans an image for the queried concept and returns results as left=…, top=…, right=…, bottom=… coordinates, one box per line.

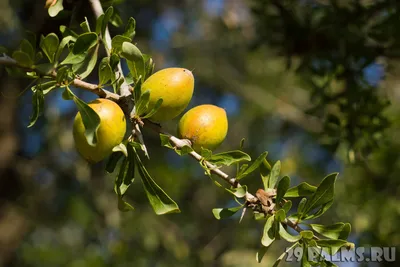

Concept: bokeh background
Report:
left=0, top=0, right=399, bottom=266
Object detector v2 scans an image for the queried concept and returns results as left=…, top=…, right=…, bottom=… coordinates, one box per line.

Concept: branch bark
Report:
left=0, top=56, right=120, bottom=100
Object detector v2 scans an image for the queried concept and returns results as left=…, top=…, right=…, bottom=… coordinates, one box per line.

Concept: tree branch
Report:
left=0, top=56, right=120, bottom=100
left=88, top=0, right=131, bottom=98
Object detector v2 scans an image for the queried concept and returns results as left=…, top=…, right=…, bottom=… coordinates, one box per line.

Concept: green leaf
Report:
left=98, top=57, right=113, bottom=85
left=208, top=150, right=251, bottom=166
left=63, top=87, right=100, bottom=146
left=109, top=10, right=123, bottom=27
left=80, top=17, right=91, bottom=32
left=60, top=51, right=87, bottom=65
left=32, top=80, right=57, bottom=95
left=310, top=223, right=350, bottom=240
left=212, top=205, right=243, bottom=220
left=54, top=36, right=76, bottom=60
left=12, top=51, right=33, bottom=67
left=134, top=151, right=180, bottom=215
left=111, top=35, right=131, bottom=53
left=121, top=42, right=142, bottom=62
left=123, top=17, right=136, bottom=40
left=303, top=173, right=337, bottom=215
left=316, top=239, right=350, bottom=256
left=285, top=182, right=317, bottom=198
left=261, top=215, right=276, bottom=247
left=338, top=223, right=351, bottom=240
left=256, top=246, right=269, bottom=263
left=112, top=143, right=128, bottom=157
left=267, top=160, right=281, bottom=188
left=142, top=98, right=163, bottom=119
left=279, top=224, right=301, bottom=242
left=60, top=25, right=78, bottom=38
left=115, top=143, right=136, bottom=196
left=303, top=200, right=333, bottom=220
left=106, top=151, right=123, bottom=173
left=160, top=133, right=173, bottom=149
left=99, top=7, right=113, bottom=39
left=40, top=33, right=59, bottom=63
left=72, top=45, right=99, bottom=79
left=35, top=63, right=54, bottom=74
left=276, top=176, right=290, bottom=204
left=282, top=200, right=292, bottom=213
left=260, top=159, right=271, bottom=189
left=28, top=89, right=44, bottom=128
left=144, top=55, right=155, bottom=80
left=298, top=198, right=307, bottom=214
left=73, top=32, right=98, bottom=55
left=200, top=148, right=213, bottom=159
left=275, top=209, right=286, bottom=222
left=118, top=196, right=134, bottom=212
left=301, top=242, right=312, bottom=267
left=300, top=230, right=314, bottom=239
left=135, top=90, right=150, bottom=116
left=237, top=151, right=268, bottom=179
left=20, top=39, right=34, bottom=60
left=48, top=0, right=64, bottom=17
left=225, top=185, right=247, bottom=198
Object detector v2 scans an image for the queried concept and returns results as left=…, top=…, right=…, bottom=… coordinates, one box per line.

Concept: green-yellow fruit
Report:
left=141, top=67, right=194, bottom=122
left=177, top=104, right=228, bottom=152
left=73, top=98, right=126, bottom=163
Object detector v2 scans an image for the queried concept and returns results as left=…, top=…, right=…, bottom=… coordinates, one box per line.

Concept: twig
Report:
left=0, top=56, right=120, bottom=100
left=88, top=0, right=131, bottom=97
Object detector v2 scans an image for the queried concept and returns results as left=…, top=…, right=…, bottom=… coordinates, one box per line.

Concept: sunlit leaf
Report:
left=285, top=182, right=317, bottom=198
left=208, top=150, right=251, bottom=166
left=212, top=205, right=243, bottom=220
left=237, top=151, right=268, bottom=179
left=40, top=33, right=59, bottom=63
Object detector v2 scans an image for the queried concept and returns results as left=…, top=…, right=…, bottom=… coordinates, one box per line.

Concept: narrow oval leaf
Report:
left=282, top=200, right=292, bottom=213
left=279, top=223, right=301, bottom=242
left=225, top=185, right=247, bottom=198
left=117, top=196, right=134, bottom=212
left=303, top=200, right=333, bottom=220
left=275, top=209, right=286, bottom=222
left=276, top=176, right=290, bottom=203
left=298, top=197, right=307, bottom=215
left=310, top=223, right=347, bottom=240
left=267, top=160, right=281, bottom=188
left=208, top=150, right=251, bottom=166
left=121, top=42, right=142, bottom=62
left=64, top=87, right=100, bottom=145
left=80, top=17, right=91, bottom=33
left=261, top=215, right=276, bottom=247
left=212, top=205, right=243, bottom=220
left=111, top=35, right=131, bottom=53
left=40, top=33, right=59, bottom=63
left=135, top=90, right=150, bottom=116
left=73, top=32, right=98, bottom=55
left=300, top=230, right=314, bottom=239
left=237, top=151, right=268, bottom=180
left=48, top=0, right=63, bottom=17
left=72, top=45, right=99, bottom=79
left=106, top=151, right=123, bottom=173
left=260, top=158, right=271, bottom=189
left=101, top=7, right=114, bottom=38
left=316, top=239, right=351, bottom=256
left=123, top=17, right=136, bottom=39
left=20, top=39, right=34, bottom=60
left=61, top=51, right=87, bottom=65
left=28, top=89, right=44, bottom=128
left=285, top=182, right=317, bottom=198
left=98, top=57, right=113, bottom=85
left=134, top=151, right=180, bottom=215
left=303, top=173, right=337, bottom=215
left=55, top=36, right=75, bottom=62
left=12, top=51, right=33, bottom=67
left=256, top=246, right=269, bottom=263
left=142, top=98, right=163, bottom=119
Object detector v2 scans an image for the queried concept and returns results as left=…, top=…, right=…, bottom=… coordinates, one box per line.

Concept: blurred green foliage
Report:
left=0, top=0, right=399, bottom=266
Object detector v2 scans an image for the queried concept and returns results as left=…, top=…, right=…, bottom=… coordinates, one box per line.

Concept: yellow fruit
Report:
left=177, top=104, right=228, bottom=152
left=140, top=67, right=194, bottom=122
left=73, top=98, right=126, bottom=163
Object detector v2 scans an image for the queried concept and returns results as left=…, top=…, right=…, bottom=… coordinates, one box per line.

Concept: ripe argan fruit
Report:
left=73, top=98, right=126, bottom=163
left=177, top=104, right=228, bottom=152
left=141, top=67, right=194, bottom=122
